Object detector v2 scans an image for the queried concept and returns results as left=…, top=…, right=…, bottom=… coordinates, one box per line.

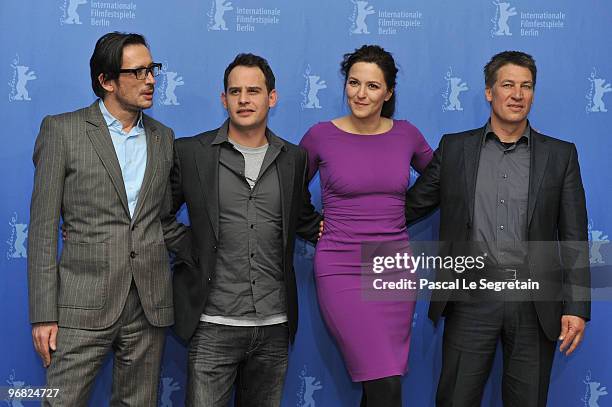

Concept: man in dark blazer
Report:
left=169, top=54, right=321, bottom=406
left=28, top=32, right=186, bottom=406
left=406, top=51, right=590, bottom=406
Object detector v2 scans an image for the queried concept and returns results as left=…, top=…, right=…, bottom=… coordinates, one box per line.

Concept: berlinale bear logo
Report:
left=583, top=371, right=608, bottom=407
left=208, top=0, right=233, bottom=31
left=586, top=68, right=612, bottom=113
left=297, top=366, right=322, bottom=407
left=6, top=213, right=28, bottom=260
left=301, top=65, right=327, bottom=110
left=157, top=66, right=185, bottom=107
left=491, top=0, right=517, bottom=37
left=8, top=55, right=37, bottom=102
left=61, top=0, right=87, bottom=25
left=350, top=0, right=375, bottom=34
left=442, top=67, right=469, bottom=112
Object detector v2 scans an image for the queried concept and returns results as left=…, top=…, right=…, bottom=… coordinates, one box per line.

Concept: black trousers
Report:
left=436, top=301, right=556, bottom=407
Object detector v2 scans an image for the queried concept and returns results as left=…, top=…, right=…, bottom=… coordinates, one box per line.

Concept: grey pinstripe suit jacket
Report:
left=28, top=101, right=186, bottom=329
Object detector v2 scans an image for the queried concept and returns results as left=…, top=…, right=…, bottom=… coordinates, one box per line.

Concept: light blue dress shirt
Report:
left=99, top=99, right=147, bottom=218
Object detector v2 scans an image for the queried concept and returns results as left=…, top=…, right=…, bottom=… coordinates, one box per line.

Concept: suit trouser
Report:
left=44, top=283, right=166, bottom=406
left=436, top=300, right=556, bottom=407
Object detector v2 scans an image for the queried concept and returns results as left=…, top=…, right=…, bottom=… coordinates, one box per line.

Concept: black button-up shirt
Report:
left=203, top=122, right=286, bottom=318
left=472, top=122, right=530, bottom=266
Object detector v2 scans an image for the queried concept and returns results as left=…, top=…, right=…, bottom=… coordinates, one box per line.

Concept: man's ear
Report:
left=485, top=86, right=493, bottom=103
left=99, top=73, right=114, bottom=94
left=268, top=89, right=278, bottom=108
left=221, top=92, right=228, bottom=109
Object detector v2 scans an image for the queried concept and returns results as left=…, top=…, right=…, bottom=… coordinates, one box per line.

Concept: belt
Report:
left=474, top=265, right=530, bottom=281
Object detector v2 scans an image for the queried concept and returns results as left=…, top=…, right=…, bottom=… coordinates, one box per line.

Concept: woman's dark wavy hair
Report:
left=340, top=44, right=398, bottom=118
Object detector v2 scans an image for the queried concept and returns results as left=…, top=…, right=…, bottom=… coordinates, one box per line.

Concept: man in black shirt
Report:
left=168, top=53, right=321, bottom=407
left=406, top=51, right=590, bottom=407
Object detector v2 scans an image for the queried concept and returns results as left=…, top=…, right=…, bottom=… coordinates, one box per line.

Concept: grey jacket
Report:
left=28, top=101, right=186, bottom=329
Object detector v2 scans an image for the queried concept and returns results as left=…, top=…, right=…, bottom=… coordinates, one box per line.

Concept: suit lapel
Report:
left=527, top=131, right=549, bottom=228
left=275, top=147, right=294, bottom=249
left=463, top=128, right=484, bottom=224
left=131, top=115, right=160, bottom=223
left=85, top=102, right=130, bottom=217
left=195, top=137, right=220, bottom=241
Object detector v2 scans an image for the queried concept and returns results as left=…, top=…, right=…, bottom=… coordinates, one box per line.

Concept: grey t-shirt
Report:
left=228, top=138, right=269, bottom=188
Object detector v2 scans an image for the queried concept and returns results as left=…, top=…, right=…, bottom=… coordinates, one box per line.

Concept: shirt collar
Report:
left=483, top=120, right=530, bottom=146
left=213, top=119, right=286, bottom=150
left=98, top=99, right=144, bottom=133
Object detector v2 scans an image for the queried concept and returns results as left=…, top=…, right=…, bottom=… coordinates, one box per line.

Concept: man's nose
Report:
left=238, top=90, right=249, bottom=103
left=511, top=86, right=523, bottom=99
left=145, top=70, right=156, bottom=85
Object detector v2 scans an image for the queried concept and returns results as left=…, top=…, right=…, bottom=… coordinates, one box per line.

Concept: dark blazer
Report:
left=28, top=101, right=186, bottom=329
left=405, top=126, right=590, bottom=341
left=169, top=125, right=321, bottom=343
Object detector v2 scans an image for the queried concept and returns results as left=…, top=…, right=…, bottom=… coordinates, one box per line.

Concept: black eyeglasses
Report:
left=118, top=63, right=162, bottom=80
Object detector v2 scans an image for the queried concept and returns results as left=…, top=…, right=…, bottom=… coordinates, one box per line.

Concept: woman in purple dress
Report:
left=300, top=45, right=433, bottom=406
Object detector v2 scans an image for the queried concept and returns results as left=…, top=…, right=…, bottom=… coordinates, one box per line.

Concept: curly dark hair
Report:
left=340, top=44, right=398, bottom=118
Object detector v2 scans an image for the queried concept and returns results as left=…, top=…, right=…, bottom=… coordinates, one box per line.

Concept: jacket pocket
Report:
left=58, top=242, right=108, bottom=309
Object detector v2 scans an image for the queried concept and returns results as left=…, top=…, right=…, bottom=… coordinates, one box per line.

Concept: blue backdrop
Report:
left=1, top=1, right=611, bottom=406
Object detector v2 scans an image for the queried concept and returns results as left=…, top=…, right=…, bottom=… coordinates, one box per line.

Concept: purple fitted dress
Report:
left=300, top=120, right=433, bottom=382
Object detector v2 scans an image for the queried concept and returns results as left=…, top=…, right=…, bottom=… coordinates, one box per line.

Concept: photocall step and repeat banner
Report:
left=1, top=0, right=611, bottom=405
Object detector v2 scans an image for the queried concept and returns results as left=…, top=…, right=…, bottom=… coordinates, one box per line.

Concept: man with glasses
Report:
left=28, top=31, right=187, bottom=406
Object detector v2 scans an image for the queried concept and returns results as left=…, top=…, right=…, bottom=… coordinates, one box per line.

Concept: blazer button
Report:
left=130, top=251, right=137, bottom=258
left=213, top=245, right=218, bottom=252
